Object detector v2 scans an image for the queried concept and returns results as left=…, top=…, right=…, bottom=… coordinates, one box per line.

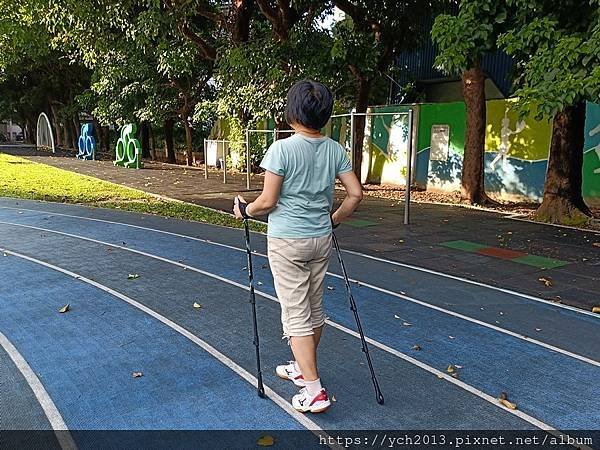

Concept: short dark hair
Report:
left=285, top=80, right=334, bottom=130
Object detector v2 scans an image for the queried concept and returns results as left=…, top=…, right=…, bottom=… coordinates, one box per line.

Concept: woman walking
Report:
left=234, top=80, right=363, bottom=413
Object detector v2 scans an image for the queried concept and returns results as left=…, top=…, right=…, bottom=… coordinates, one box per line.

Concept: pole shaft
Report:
left=350, top=112, right=355, bottom=171
left=246, top=130, right=251, bottom=190
left=404, top=109, right=414, bottom=225
left=223, top=141, right=227, bottom=183
left=204, top=139, right=208, bottom=179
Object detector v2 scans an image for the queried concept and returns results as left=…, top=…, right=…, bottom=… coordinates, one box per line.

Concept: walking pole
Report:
left=243, top=217, right=266, bottom=398
left=331, top=232, right=384, bottom=405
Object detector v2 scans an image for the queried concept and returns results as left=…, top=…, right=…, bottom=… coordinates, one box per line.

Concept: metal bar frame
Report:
left=222, top=140, right=227, bottom=184
left=246, top=130, right=250, bottom=190
left=204, top=139, right=231, bottom=183
left=204, top=138, right=208, bottom=179
left=404, top=109, right=414, bottom=225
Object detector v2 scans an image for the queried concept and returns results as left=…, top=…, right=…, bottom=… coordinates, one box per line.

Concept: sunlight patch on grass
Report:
left=0, top=153, right=266, bottom=233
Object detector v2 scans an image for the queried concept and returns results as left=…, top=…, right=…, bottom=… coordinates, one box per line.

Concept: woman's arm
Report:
left=331, top=170, right=363, bottom=225
left=234, top=170, right=283, bottom=218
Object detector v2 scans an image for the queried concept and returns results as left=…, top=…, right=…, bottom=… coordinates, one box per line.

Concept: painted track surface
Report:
left=0, top=199, right=598, bottom=446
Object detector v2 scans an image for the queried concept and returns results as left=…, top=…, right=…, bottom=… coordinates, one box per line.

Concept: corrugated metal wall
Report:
left=393, top=13, right=515, bottom=101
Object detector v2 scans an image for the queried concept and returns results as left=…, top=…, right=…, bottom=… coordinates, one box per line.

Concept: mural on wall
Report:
left=361, top=105, right=412, bottom=185
left=489, top=111, right=525, bottom=170
left=583, top=102, right=600, bottom=202
left=215, top=98, right=600, bottom=206
left=414, top=99, right=600, bottom=206
left=591, top=125, right=600, bottom=174
left=483, top=99, right=552, bottom=201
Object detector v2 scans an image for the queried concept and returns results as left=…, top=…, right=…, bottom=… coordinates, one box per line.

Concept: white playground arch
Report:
left=36, top=112, right=55, bottom=153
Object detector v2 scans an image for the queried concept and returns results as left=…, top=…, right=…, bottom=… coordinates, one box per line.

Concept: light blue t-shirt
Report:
left=260, top=133, right=352, bottom=238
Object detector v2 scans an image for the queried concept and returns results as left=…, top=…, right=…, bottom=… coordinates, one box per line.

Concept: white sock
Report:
left=293, top=361, right=300, bottom=372
left=304, top=378, right=323, bottom=397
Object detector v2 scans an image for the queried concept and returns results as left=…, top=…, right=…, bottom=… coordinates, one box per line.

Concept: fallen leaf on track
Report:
left=499, top=399, right=517, bottom=410
left=593, top=243, right=600, bottom=248
left=132, top=372, right=143, bottom=378
left=58, top=304, right=70, bottom=313
left=257, top=435, right=274, bottom=447
left=127, top=273, right=139, bottom=280
left=193, top=302, right=202, bottom=309
left=538, top=276, right=552, bottom=287
left=498, top=392, right=517, bottom=410
left=592, top=307, right=600, bottom=314
left=402, top=322, right=412, bottom=327
left=412, top=345, right=422, bottom=351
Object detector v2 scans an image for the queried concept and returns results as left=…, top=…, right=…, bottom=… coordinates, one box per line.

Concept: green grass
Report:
left=0, top=153, right=267, bottom=233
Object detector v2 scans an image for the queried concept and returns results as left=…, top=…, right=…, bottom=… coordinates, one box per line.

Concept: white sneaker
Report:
left=292, top=388, right=331, bottom=413
left=276, top=361, right=305, bottom=387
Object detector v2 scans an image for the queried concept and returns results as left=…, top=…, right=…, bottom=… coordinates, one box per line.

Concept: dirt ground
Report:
left=358, top=184, right=600, bottom=231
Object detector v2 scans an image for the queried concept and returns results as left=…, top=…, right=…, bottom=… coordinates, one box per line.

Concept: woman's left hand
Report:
left=233, top=195, right=247, bottom=219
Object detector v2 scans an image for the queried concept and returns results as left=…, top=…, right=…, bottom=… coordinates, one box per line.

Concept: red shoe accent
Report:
left=310, top=390, right=329, bottom=406
left=294, top=374, right=304, bottom=381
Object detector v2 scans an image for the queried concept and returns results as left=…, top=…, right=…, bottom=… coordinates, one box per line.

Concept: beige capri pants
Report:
left=267, top=234, right=332, bottom=339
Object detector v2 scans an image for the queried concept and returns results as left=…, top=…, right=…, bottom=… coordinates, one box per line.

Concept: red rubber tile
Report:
left=476, top=247, right=527, bottom=260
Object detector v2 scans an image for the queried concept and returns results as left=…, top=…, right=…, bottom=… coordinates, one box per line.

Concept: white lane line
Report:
left=324, top=273, right=600, bottom=367
left=0, top=227, right=582, bottom=436
left=505, top=213, right=600, bottom=235
left=0, top=248, right=323, bottom=434
left=1, top=219, right=598, bottom=368
left=1, top=205, right=597, bottom=321
left=342, top=249, right=600, bottom=319
left=0, top=331, right=77, bottom=450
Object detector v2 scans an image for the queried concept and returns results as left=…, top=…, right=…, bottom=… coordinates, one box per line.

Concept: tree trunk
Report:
left=25, top=115, right=36, bottom=144
left=231, top=0, right=253, bottom=43
left=69, top=118, right=78, bottom=149
left=535, top=102, right=591, bottom=224
left=140, top=121, right=151, bottom=158
left=63, top=121, right=71, bottom=149
left=49, top=105, right=62, bottom=148
left=149, top=124, right=156, bottom=160
left=72, top=116, right=81, bottom=150
left=183, top=119, right=193, bottom=166
left=164, top=118, right=176, bottom=164
left=103, top=126, right=112, bottom=156
left=461, top=66, right=494, bottom=205
left=352, top=76, right=371, bottom=181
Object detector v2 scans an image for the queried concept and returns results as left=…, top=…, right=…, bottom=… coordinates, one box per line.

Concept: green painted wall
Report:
left=417, top=102, right=466, bottom=155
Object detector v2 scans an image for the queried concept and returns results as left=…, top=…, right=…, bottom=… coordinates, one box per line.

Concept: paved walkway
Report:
left=3, top=145, right=599, bottom=311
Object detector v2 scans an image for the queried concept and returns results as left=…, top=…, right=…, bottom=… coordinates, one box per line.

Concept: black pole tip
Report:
left=258, top=387, right=266, bottom=398
left=377, top=393, right=385, bottom=405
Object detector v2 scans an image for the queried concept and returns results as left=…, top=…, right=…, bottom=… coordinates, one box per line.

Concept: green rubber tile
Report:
left=439, top=240, right=488, bottom=252
left=512, top=254, right=569, bottom=269
left=345, top=219, right=380, bottom=228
